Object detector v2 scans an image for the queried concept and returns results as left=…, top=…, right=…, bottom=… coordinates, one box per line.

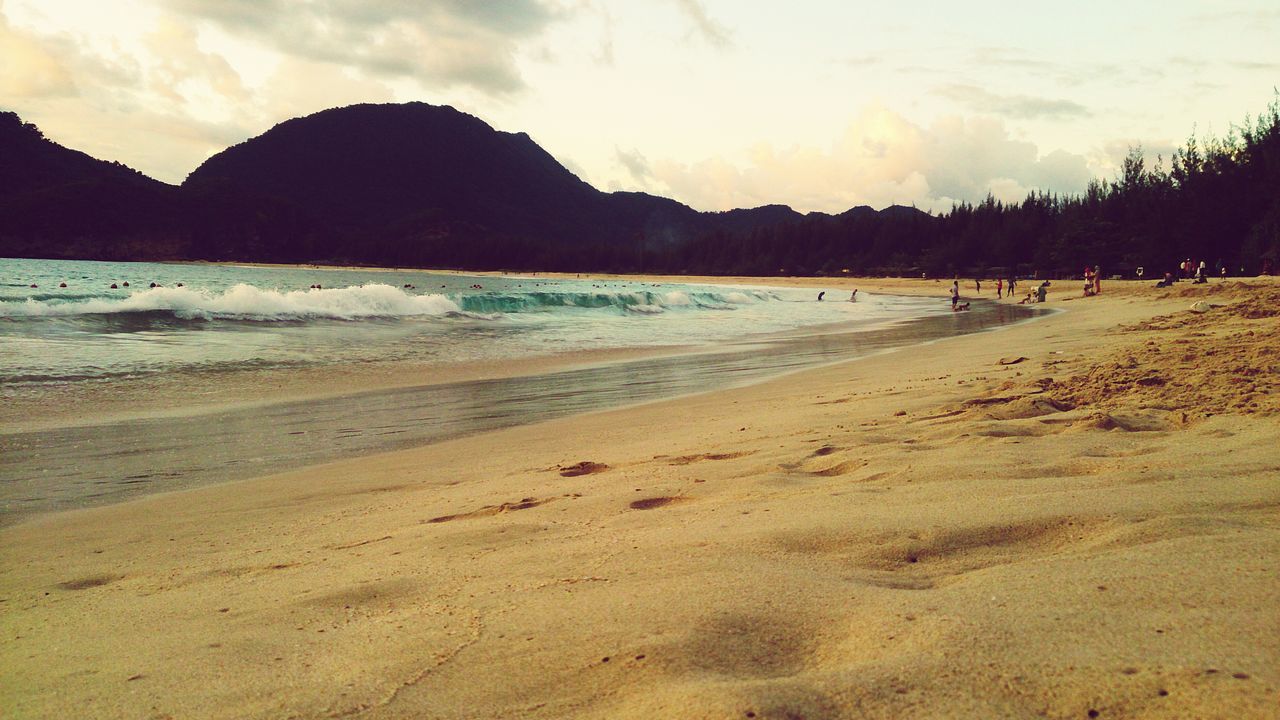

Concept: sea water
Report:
left=1, top=258, right=1043, bottom=521
left=2, top=258, right=942, bottom=385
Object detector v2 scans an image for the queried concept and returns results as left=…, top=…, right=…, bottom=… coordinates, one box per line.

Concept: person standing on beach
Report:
left=1093, top=265, right=1101, bottom=295
left=975, top=278, right=981, bottom=293
left=996, top=278, right=1003, bottom=298
left=950, top=280, right=960, bottom=309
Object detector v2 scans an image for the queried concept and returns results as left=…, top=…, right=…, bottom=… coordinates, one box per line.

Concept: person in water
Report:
left=849, top=289, right=858, bottom=302
left=817, top=291, right=825, bottom=301
left=950, top=280, right=960, bottom=309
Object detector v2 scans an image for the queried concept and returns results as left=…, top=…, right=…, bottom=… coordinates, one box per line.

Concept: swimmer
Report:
left=817, top=291, right=825, bottom=301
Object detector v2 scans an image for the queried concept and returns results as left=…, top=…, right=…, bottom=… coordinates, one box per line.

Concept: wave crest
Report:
left=0, top=284, right=462, bottom=321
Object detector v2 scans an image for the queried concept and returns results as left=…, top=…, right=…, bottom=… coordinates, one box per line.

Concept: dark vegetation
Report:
left=2, top=98, right=1278, bottom=277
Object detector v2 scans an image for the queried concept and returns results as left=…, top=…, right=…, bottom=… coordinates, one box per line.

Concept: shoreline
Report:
left=2, top=296, right=1042, bottom=523
left=0, top=271, right=955, bottom=436
left=3, top=275, right=1277, bottom=718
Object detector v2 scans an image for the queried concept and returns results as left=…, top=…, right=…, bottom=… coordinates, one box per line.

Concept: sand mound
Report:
left=1045, top=287, right=1280, bottom=420
left=1048, top=323, right=1280, bottom=419
left=964, top=395, right=1072, bottom=420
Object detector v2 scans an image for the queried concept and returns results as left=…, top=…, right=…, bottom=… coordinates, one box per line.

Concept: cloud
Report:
left=970, top=47, right=1056, bottom=73
left=0, top=8, right=245, bottom=181
left=1091, top=139, right=1179, bottom=180
left=933, top=83, right=1091, bottom=120
left=672, top=0, right=730, bottom=48
left=615, top=147, right=654, bottom=184
left=256, top=57, right=396, bottom=130
left=1191, top=8, right=1280, bottom=27
left=842, top=55, right=881, bottom=67
left=163, top=0, right=561, bottom=94
left=641, top=106, right=1093, bottom=213
left=144, top=16, right=248, bottom=106
left=0, top=11, right=77, bottom=97
left=1231, top=60, right=1280, bottom=71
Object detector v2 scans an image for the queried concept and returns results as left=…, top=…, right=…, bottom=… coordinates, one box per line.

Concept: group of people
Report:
left=1082, top=265, right=1102, bottom=296
left=951, top=275, right=1041, bottom=309
left=1154, top=257, right=1230, bottom=288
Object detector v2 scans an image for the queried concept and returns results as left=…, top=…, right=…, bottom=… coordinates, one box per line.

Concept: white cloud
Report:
left=162, top=0, right=562, bottom=94
left=933, top=83, right=1091, bottom=120
left=0, top=11, right=77, bottom=97
left=642, top=106, right=1094, bottom=213
left=672, top=0, right=730, bottom=48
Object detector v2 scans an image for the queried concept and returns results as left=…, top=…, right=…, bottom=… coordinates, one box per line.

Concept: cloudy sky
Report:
left=3, top=0, right=1278, bottom=213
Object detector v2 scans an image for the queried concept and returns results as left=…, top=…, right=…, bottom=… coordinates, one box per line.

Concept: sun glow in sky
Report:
left=3, top=0, right=1278, bottom=213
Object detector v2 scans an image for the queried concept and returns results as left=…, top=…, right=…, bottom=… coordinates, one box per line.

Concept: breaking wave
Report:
left=0, top=284, right=463, bottom=321
left=0, top=283, right=778, bottom=322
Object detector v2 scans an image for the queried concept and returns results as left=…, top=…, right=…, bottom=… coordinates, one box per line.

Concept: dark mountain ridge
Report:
left=3, top=98, right=1277, bottom=276
left=0, top=112, right=184, bottom=260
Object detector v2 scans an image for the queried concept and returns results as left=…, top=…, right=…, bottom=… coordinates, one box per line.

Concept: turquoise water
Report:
left=1, top=258, right=946, bottom=385
left=1, top=258, right=1046, bottom=521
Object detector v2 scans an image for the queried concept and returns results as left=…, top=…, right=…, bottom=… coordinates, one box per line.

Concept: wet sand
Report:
left=1, top=299, right=1038, bottom=521
left=1, top=276, right=1277, bottom=719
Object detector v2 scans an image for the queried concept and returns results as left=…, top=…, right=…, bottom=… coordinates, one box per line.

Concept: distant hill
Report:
left=8, top=99, right=1271, bottom=276
left=179, top=103, right=825, bottom=267
left=0, top=103, right=930, bottom=269
left=0, top=111, right=183, bottom=259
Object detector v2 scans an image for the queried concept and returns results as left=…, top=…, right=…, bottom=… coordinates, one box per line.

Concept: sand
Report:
left=2, top=276, right=1278, bottom=719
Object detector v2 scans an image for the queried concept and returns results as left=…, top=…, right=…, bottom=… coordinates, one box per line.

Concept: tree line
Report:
left=634, top=96, right=1280, bottom=279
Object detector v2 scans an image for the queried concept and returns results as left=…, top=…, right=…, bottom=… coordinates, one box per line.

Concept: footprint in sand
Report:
left=559, top=461, right=610, bottom=477
left=57, top=574, right=118, bottom=590
left=427, top=497, right=554, bottom=523
left=629, top=496, right=689, bottom=510
left=665, top=451, right=754, bottom=466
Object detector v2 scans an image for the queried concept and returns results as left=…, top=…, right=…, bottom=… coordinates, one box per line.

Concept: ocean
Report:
left=1, top=258, right=1043, bottom=521
left=4, top=258, right=944, bottom=384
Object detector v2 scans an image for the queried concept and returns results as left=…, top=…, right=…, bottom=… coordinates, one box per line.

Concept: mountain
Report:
left=183, top=103, right=601, bottom=260
left=181, top=102, right=790, bottom=267
left=0, top=102, right=944, bottom=271
left=0, top=111, right=183, bottom=259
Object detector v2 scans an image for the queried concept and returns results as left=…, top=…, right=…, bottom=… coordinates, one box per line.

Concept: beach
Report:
left=2, top=276, right=1277, bottom=718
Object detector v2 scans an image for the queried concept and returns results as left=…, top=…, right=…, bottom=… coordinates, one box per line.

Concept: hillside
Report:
left=0, top=112, right=183, bottom=259
left=3, top=98, right=1274, bottom=276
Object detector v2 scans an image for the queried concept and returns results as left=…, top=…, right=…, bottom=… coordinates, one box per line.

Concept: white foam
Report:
left=626, top=304, right=665, bottom=314
left=0, top=284, right=462, bottom=321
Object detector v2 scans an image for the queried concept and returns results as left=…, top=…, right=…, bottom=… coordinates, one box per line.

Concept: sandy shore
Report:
left=2, top=277, right=1277, bottom=718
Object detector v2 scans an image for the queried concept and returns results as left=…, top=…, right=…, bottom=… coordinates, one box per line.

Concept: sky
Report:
left=3, top=0, right=1278, bottom=214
